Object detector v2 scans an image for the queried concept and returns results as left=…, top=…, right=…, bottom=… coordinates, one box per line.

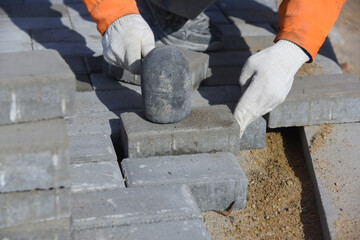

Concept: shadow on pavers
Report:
left=2, top=0, right=96, bottom=89
left=281, top=128, right=324, bottom=239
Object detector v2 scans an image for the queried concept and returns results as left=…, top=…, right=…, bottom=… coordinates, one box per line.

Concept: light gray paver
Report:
left=69, top=134, right=116, bottom=164
left=90, top=73, right=143, bottom=91
left=73, top=219, right=210, bottom=240
left=0, top=119, right=69, bottom=192
left=120, top=105, right=240, bottom=158
left=122, top=152, right=248, bottom=210
left=75, top=74, right=93, bottom=92
left=300, top=123, right=360, bottom=240
left=0, top=42, right=32, bottom=53
left=71, top=185, right=201, bottom=230
left=0, top=50, right=75, bottom=125
left=267, top=73, right=360, bottom=128
left=0, top=218, right=71, bottom=240
left=70, top=14, right=97, bottom=30
left=0, top=188, right=70, bottom=228
left=0, top=30, right=31, bottom=43
left=240, top=115, right=266, bottom=149
left=70, top=161, right=125, bottom=193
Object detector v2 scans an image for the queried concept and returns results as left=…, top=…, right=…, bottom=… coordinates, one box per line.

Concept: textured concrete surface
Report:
left=122, top=152, right=248, bottom=210
left=267, top=74, right=360, bottom=128
left=300, top=123, right=360, bottom=240
left=73, top=219, right=210, bottom=240
left=0, top=17, right=72, bottom=31
left=33, top=41, right=102, bottom=57
left=0, top=119, right=69, bottom=192
left=0, top=50, right=75, bottom=125
left=71, top=185, right=201, bottom=230
left=0, top=218, right=71, bottom=240
left=0, top=188, right=70, bottom=228
left=70, top=161, right=125, bottom=193
left=120, top=105, right=240, bottom=158
left=69, top=134, right=116, bottom=164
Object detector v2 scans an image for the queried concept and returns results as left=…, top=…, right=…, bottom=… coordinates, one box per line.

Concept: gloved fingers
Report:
left=141, top=31, right=155, bottom=58
left=239, top=60, right=256, bottom=93
left=123, top=43, right=142, bottom=75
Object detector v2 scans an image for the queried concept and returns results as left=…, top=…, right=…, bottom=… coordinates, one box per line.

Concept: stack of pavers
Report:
left=0, top=50, right=75, bottom=238
left=0, top=0, right=359, bottom=239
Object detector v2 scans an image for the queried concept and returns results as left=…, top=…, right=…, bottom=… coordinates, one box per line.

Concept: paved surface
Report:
left=1, top=0, right=359, bottom=239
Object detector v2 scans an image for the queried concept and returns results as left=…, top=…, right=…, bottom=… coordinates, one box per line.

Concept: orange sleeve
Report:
left=274, top=0, right=346, bottom=61
left=81, top=0, right=139, bottom=35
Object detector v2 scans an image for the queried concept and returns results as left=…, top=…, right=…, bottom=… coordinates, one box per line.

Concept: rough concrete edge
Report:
left=299, top=127, right=332, bottom=240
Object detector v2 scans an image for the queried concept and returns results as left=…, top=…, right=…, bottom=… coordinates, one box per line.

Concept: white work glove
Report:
left=234, top=40, right=310, bottom=136
left=102, top=14, right=155, bottom=74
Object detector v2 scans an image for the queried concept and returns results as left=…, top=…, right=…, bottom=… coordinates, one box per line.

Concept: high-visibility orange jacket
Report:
left=81, top=0, right=346, bottom=61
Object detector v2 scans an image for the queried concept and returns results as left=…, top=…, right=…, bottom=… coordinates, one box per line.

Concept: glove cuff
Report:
left=272, top=40, right=310, bottom=73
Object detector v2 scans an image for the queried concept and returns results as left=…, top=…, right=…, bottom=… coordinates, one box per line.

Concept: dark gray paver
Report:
left=64, top=57, right=88, bottom=74
left=0, top=188, right=70, bottom=228
left=69, top=134, right=116, bottom=164
left=119, top=105, right=240, bottom=158
left=83, top=56, right=103, bottom=73
left=73, top=219, right=210, bottom=240
left=122, top=152, right=248, bottom=210
left=0, top=17, right=72, bottom=31
left=300, top=123, right=360, bottom=240
left=71, top=185, right=201, bottom=230
left=0, top=218, right=71, bottom=240
left=267, top=74, right=360, bottom=128
left=103, top=45, right=209, bottom=89
left=0, top=4, right=69, bottom=18
left=240, top=115, right=266, bottom=149
left=0, top=50, right=75, bottom=125
left=216, top=0, right=278, bottom=12
left=75, top=74, right=93, bottom=92
left=70, top=161, right=125, bottom=193
left=33, top=41, right=102, bottom=57
left=0, top=119, right=69, bottom=192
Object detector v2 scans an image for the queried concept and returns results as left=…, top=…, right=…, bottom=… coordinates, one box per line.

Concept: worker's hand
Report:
left=234, top=40, right=310, bottom=136
left=102, top=14, right=155, bottom=74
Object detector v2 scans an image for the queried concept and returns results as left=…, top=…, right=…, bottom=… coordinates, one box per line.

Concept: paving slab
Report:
left=0, top=218, right=71, bottom=240
left=0, top=29, right=31, bottom=43
left=70, top=14, right=97, bottom=30
left=70, top=161, right=125, bottom=193
left=66, top=111, right=121, bottom=136
left=120, top=105, right=240, bottom=158
left=0, top=42, right=32, bottom=53
left=69, top=134, right=116, bottom=164
left=73, top=219, right=210, bottom=240
left=204, top=11, right=230, bottom=24
left=64, top=57, right=88, bottom=74
left=0, top=119, right=69, bottom=192
left=66, top=3, right=89, bottom=16
left=216, top=0, right=278, bottom=12
left=83, top=55, right=103, bottom=73
left=300, top=123, right=360, bottom=240
left=0, top=50, right=75, bottom=125
left=122, top=152, right=247, bottom=210
left=90, top=73, right=142, bottom=91
left=0, top=4, right=69, bottom=18
left=225, top=10, right=279, bottom=24
left=267, top=73, right=360, bottom=128
left=31, top=28, right=86, bottom=42
left=0, top=17, right=72, bottom=31
left=0, top=0, right=22, bottom=5
left=75, top=74, right=93, bottom=92
left=0, top=188, right=70, bottom=228
left=71, top=185, right=201, bottom=230
left=104, top=45, right=209, bottom=89
left=33, top=41, right=102, bottom=57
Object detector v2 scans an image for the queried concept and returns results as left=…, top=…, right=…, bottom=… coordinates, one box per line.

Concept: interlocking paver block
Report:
left=0, top=17, right=72, bottom=31
left=0, top=218, right=71, bottom=240
left=90, top=73, right=143, bottom=91
left=64, top=57, right=88, bottom=74
left=103, top=45, right=209, bottom=89
left=267, top=73, right=360, bottom=128
left=69, top=134, right=116, bottom=164
left=73, top=219, right=210, bottom=240
left=0, top=50, right=75, bottom=125
left=0, top=42, right=32, bottom=53
left=0, top=4, right=69, bottom=18
left=71, top=185, right=201, bottom=230
left=33, top=41, right=102, bottom=57
left=75, top=74, right=93, bottom=92
left=31, top=28, right=85, bottom=43
left=0, top=188, right=70, bottom=228
left=122, top=152, right=248, bottom=210
left=0, top=119, right=69, bottom=192
left=119, top=105, right=240, bottom=158
left=216, top=0, right=278, bottom=12
left=70, top=161, right=125, bottom=193
left=300, top=123, right=360, bottom=240
left=0, top=30, right=31, bottom=43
